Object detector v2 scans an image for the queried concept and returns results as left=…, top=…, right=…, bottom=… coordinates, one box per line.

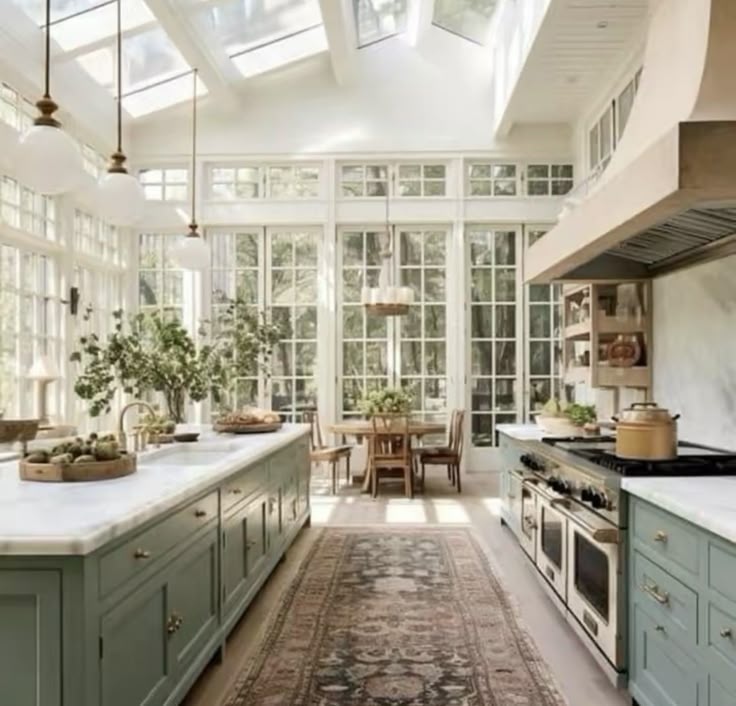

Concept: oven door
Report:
left=564, top=504, right=623, bottom=669
left=510, top=471, right=537, bottom=560
left=535, top=494, right=568, bottom=599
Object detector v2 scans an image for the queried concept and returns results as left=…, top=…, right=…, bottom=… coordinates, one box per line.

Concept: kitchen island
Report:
left=0, top=425, right=311, bottom=706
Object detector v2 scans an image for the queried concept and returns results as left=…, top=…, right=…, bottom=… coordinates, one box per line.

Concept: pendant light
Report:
left=171, top=69, right=209, bottom=271
left=17, top=0, right=83, bottom=195
left=361, top=175, right=414, bottom=316
left=98, top=0, right=145, bottom=226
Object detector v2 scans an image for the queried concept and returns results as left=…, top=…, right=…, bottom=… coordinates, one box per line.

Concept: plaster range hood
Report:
left=525, top=0, right=736, bottom=283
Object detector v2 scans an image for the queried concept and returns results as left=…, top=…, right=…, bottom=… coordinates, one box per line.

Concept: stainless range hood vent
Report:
left=526, top=0, right=736, bottom=283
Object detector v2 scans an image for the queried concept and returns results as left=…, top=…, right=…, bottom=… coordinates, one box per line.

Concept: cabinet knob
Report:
left=653, top=530, right=668, bottom=543
left=230, top=487, right=243, bottom=495
left=655, top=625, right=666, bottom=633
left=721, top=628, right=733, bottom=639
left=246, top=540, right=257, bottom=549
left=194, top=509, right=207, bottom=518
left=134, top=548, right=151, bottom=560
left=166, top=612, right=182, bottom=635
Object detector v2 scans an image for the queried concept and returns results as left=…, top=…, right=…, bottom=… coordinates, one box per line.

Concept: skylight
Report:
left=432, top=0, right=498, bottom=45
left=353, top=0, right=407, bottom=48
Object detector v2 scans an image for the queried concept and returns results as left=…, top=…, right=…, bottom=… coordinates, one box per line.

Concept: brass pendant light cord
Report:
left=189, top=68, right=198, bottom=232
left=43, top=0, right=51, bottom=98
left=116, top=0, right=122, bottom=154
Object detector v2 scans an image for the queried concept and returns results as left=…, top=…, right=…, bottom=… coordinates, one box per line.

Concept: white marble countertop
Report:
left=0, top=425, right=308, bottom=556
left=496, top=423, right=546, bottom=441
left=622, top=476, right=736, bottom=544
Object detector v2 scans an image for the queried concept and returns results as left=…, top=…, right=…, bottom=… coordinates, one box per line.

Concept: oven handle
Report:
left=550, top=498, right=620, bottom=545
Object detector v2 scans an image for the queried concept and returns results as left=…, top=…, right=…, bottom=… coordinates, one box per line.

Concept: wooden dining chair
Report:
left=416, top=409, right=465, bottom=492
left=370, top=414, right=413, bottom=499
left=304, top=411, right=353, bottom=495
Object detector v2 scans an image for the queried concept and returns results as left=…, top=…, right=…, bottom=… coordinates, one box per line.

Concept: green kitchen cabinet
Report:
left=0, top=432, right=311, bottom=706
left=628, top=495, right=736, bottom=706
left=0, top=571, right=62, bottom=706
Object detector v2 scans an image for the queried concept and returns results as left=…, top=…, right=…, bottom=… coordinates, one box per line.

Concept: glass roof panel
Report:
left=199, top=0, right=324, bottom=56
left=432, top=0, right=498, bottom=45
left=353, top=0, right=407, bottom=48
left=123, top=73, right=208, bottom=119
left=231, top=24, right=327, bottom=78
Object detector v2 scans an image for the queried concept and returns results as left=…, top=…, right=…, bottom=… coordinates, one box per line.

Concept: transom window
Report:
left=339, top=164, right=389, bottom=197
left=0, top=176, right=56, bottom=242
left=139, top=168, right=188, bottom=201
left=467, top=163, right=518, bottom=197
left=0, top=83, right=35, bottom=132
left=210, top=166, right=261, bottom=200
left=525, top=164, right=574, bottom=196
left=266, top=165, right=321, bottom=198
left=207, top=164, right=321, bottom=199
left=74, top=210, right=120, bottom=264
left=397, top=164, right=447, bottom=197
left=138, top=234, right=185, bottom=320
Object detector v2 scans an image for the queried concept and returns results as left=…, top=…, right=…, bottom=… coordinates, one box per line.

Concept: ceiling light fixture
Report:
left=171, top=69, right=210, bottom=271
left=98, top=0, right=145, bottom=226
left=17, top=0, right=83, bottom=195
left=362, top=176, right=414, bottom=316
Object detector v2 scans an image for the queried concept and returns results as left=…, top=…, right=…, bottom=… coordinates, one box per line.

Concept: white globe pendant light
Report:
left=17, top=0, right=83, bottom=195
left=97, top=0, right=144, bottom=226
left=171, top=69, right=209, bottom=271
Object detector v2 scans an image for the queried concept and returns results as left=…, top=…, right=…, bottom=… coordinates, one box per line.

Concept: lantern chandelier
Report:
left=361, top=180, right=414, bottom=316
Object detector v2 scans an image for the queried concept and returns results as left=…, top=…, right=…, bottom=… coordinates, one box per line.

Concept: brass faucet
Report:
left=118, top=401, right=157, bottom=453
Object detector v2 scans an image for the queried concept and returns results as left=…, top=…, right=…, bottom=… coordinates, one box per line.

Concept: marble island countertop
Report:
left=0, top=424, right=308, bottom=556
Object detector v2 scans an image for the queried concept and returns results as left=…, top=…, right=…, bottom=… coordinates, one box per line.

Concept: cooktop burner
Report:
left=543, top=438, right=736, bottom=476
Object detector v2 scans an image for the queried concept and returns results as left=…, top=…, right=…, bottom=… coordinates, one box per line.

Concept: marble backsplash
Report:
left=653, top=255, right=736, bottom=451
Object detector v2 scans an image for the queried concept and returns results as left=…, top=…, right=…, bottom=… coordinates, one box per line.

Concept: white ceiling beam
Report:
left=318, top=0, right=358, bottom=85
left=143, top=0, right=241, bottom=104
left=407, top=0, right=435, bottom=47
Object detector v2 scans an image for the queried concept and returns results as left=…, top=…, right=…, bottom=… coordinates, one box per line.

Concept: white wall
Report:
left=652, top=256, right=736, bottom=451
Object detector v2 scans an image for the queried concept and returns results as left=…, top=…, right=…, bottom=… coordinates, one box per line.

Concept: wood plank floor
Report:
left=183, top=471, right=629, bottom=706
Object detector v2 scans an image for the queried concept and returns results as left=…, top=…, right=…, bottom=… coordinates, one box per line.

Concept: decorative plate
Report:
left=607, top=335, right=641, bottom=368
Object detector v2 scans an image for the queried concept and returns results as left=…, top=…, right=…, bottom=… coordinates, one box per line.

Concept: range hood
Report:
left=526, top=0, right=736, bottom=283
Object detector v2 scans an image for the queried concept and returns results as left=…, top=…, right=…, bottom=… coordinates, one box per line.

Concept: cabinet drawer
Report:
left=632, top=550, right=698, bottom=649
left=222, top=462, right=267, bottom=514
left=709, top=674, right=736, bottom=706
left=632, top=498, right=700, bottom=576
left=707, top=601, right=736, bottom=693
left=708, top=541, right=736, bottom=605
left=99, top=492, right=218, bottom=597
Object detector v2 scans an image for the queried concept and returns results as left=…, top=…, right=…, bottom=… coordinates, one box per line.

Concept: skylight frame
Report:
left=431, top=0, right=498, bottom=46
left=352, top=0, right=408, bottom=49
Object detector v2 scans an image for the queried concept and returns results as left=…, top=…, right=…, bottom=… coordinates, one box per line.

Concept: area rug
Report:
left=226, top=528, right=567, bottom=705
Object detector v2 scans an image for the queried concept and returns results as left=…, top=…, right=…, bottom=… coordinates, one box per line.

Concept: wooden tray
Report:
left=214, top=422, right=282, bottom=434
left=19, top=454, right=137, bottom=483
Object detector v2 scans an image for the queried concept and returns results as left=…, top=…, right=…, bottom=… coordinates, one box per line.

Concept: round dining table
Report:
left=327, top=419, right=446, bottom=492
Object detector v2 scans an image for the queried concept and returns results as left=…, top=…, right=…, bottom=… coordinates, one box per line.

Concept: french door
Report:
left=208, top=226, right=321, bottom=421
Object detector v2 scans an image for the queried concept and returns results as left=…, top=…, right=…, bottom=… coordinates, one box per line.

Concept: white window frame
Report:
left=207, top=164, right=262, bottom=201
left=466, top=161, right=520, bottom=198
left=524, top=163, right=574, bottom=197
left=337, top=163, right=390, bottom=198
left=264, top=164, right=322, bottom=199
left=395, top=163, right=448, bottom=198
left=138, top=167, right=189, bottom=202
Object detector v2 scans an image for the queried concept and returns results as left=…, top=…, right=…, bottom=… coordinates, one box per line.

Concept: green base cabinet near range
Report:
left=0, top=433, right=311, bottom=706
left=629, top=496, right=736, bottom=706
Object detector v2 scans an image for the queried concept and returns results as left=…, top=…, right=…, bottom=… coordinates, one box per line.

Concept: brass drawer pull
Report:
left=720, top=628, right=733, bottom=639
left=653, top=530, right=668, bottom=543
left=230, top=488, right=243, bottom=495
left=134, top=548, right=152, bottom=560
left=166, top=612, right=183, bottom=635
left=523, top=515, right=537, bottom=530
left=246, top=540, right=257, bottom=549
left=655, top=625, right=666, bottom=633
left=194, top=509, right=207, bottom=518
left=641, top=582, right=669, bottom=605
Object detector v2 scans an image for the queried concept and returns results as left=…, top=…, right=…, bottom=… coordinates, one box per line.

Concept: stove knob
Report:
left=520, top=454, right=531, bottom=468
left=581, top=487, right=593, bottom=502
left=546, top=475, right=558, bottom=488
left=591, top=492, right=607, bottom=510
left=558, top=480, right=571, bottom=495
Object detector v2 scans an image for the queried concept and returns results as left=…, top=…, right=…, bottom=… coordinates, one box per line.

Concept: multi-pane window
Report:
left=398, top=229, right=447, bottom=418
left=82, top=144, right=108, bottom=178
left=339, top=164, right=389, bottom=197
left=526, top=164, right=574, bottom=196
left=467, top=163, right=518, bottom=196
left=0, top=247, right=63, bottom=418
left=0, top=176, right=56, bottom=241
left=209, top=166, right=261, bottom=200
left=353, top=0, right=408, bottom=47
left=525, top=228, right=562, bottom=414
left=266, top=165, right=320, bottom=198
left=269, top=230, right=319, bottom=420
left=74, top=210, right=120, bottom=263
left=589, top=104, right=615, bottom=174
left=139, top=168, right=188, bottom=201
left=340, top=229, right=390, bottom=416
left=616, top=68, right=642, bottom=141
left=0, top=83, right=35, bottom=132
left=397, top=164, right=447, bottom=197
left=467, top=226, right=519, bottom=446
left=138, top=233, right=185, bottom=320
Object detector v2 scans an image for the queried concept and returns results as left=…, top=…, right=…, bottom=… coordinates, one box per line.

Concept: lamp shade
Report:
left=27, top=354, right=60, bottom=382
left=171, top=233, right=210, bottom=271
left=16, top=124, right=83, bottom=195
left=98, top=171, right=146, bottom=226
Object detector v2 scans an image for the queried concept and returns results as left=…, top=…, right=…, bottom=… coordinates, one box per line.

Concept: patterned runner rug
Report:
left=226, top=527, right=567, bottom=705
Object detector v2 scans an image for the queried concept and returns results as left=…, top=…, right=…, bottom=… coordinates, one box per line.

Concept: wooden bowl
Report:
left=213, top=422, right=282, bottom=434
left=19, top=454, right=137, bottom=483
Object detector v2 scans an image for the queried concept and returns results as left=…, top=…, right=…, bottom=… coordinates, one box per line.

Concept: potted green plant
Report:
left=359, top=387, right=414, bottom=416
left=536, top=398, right=597, bottom=435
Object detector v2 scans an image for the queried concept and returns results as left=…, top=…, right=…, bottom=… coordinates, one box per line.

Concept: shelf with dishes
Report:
left=562, top=281, right=652, bottom=392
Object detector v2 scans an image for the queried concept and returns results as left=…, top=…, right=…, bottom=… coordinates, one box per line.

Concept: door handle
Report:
left=640, top=582, right=669, bottom=605
left=194, top=509, right=208, bottom=518
left=134, top=548, right=151, bottom=560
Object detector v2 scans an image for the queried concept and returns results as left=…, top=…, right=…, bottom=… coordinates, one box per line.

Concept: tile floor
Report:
left=183, top=471, right=630, bottom=706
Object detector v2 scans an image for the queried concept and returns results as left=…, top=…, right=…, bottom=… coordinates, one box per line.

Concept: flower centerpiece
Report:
left=359, top=387, right=413, bottom=416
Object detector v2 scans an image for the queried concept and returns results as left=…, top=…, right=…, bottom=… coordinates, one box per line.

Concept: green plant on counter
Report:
left=359, top=387, right=414, bottom=416
left=540, top=398, right=597, bottom=427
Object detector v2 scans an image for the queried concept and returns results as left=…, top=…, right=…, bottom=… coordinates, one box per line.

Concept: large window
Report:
left=0, top=82, right=35, bottom=132
left=138, top=233, right=185, bottom=319
left=75, top=209, right=120, bottom=264
left=467, top=226, right=519, bottom=447
left=1, top=176, right=56, bottom=241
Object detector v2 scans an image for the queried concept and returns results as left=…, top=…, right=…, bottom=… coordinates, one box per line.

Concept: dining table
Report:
left=327, top=419, right=446, bottom=493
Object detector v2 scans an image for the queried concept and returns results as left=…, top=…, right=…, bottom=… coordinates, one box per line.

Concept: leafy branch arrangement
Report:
left=541, top=398, right=597, bottom=426
left=359, top=387, right=414, bottom=416
left=71, top=300, right=287, bottom=423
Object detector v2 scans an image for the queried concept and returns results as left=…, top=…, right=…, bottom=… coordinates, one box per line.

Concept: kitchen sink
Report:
left=139, top=444, right=235, bottom=467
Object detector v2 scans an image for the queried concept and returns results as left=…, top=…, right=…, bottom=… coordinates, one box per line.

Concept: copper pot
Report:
left=613, top=402, right=680, bottom=461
